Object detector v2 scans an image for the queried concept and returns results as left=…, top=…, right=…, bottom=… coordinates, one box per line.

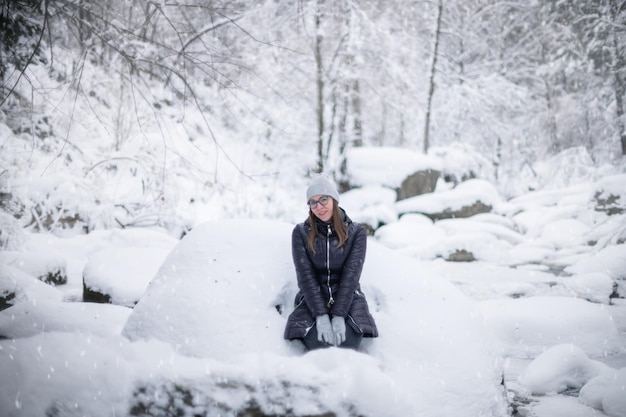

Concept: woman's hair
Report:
left=307, top=199, right=348, bottom=253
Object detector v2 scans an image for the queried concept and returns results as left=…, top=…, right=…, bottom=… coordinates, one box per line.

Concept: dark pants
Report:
left=301, top=322, right=364, bottom=351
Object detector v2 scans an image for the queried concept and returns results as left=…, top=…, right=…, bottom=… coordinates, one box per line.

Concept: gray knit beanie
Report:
left=306, top=175, right=340, bottom=203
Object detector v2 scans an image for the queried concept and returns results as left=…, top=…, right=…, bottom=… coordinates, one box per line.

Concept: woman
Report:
left=284, top=175, right=378, bottom=350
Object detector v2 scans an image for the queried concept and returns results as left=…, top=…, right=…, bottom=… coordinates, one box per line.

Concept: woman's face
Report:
left=309, top=194, right=334, bottom=222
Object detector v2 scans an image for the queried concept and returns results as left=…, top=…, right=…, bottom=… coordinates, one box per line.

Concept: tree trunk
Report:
left=609, top=0, right=626, bottom=155
left=338, top=87, right=349, bottom=188
left=315, top=0, right=325, bottom=173
left=544, top=78, right=559, bottom=153
left=493, top=137, right=501, bottom=180
left=352, top=79, right=362, bottom=147
left=423, top=0, right=443, bottom=154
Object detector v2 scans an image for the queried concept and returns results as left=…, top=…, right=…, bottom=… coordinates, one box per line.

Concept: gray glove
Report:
left=316, top=314, right=334, bottom=345
left=331, top=316, right=346, bottom=346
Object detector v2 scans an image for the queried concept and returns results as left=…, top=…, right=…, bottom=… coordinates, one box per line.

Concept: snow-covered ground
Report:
left=1, top=220, right=510, bottom=417
left=1, top=147, right=626, bottom=417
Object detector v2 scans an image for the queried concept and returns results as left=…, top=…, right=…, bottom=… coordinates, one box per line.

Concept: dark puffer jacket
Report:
left=284, top=209, right=378, bottom=340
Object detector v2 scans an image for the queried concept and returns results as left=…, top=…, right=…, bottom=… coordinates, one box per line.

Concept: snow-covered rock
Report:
left=539, top=218, right=590, bottom=249
left=0, top=250, right=67, bottom=286
left=511, top=204, right=583, bottom=238
left=562, top=272, right=615, bottom=304
left=517, top=344, right=611, bottom=395
left=430, top=143, right=495, bottom=184
left=395, top=178, right=502, bottom=219
left=579, top=367, right=626, bottom=417
left=346, top=146, right=443, bottom=189
left=396, top=168, right=441, bottom=199
left=374, top=213, right=445, bottom=250
left=340, top=185, right=398, bottom=230
left=433, top=232, right=514, bottom=263
left=83, top=247, right=172, bottom=307
left=566, top=244, right=626, bottom=298
left=565, top=244, right=626, bottom=280
left=437, top=216, right=525, bottom=245
left=0, top=263, right=63, bottom=311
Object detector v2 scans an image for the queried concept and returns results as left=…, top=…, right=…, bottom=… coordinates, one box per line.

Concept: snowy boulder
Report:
left=434, top=232, right=514, bottom=263
left=0, top=288, right=14, bottom=311
left=585, top=212, right=626, bottom=247
left=566, top=244, right=626, bottom=298
left=0, top=250, right=67, bottom=286
left=395, top=179, right=501, bottom=220
left=340, top=185, right=398, bottom=232
left=346, top=146, right=443, bottom=190
left=565, top=244, right=626, bottom=280
left=123, top=218, right=509, bottom=417
left=376, top=213, right=521, bottom=264
left=517, top=344, right=611, bottom=395
left=539, top=218, right=590, bottom=249
left=437, top=215, right=525, bottom=245
left=431, top=215, right=523, bottom=264
left=579, top=367, right=626, bottom=417
left=349, top=203, right=397, bottom=234
left=509, top=205, right=582, bottom=242
left=83, top=247, right=172, bottom=307
left=0, top=263, right=63, bottom=312
left=374, top=213, right=445, bottom=251
left=562, top=272, right=615, bottom=304
left=603, top=371, right=626, bottom=417
left=430, top=143, right=495, bottom=184
left=478, top=296, right=619, bottom=357
left=396, top=168, right=440, bottom=200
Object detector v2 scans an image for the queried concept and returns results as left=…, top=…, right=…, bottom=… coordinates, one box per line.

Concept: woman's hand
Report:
left=316, top=314, right=334, bottom=345
left=331, top=316, right=346, bottom=346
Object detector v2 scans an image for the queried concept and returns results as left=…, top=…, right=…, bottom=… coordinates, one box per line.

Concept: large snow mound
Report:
left=122, top=219, right=296, bottom=359
left=122, top=218, right=509, bottom=417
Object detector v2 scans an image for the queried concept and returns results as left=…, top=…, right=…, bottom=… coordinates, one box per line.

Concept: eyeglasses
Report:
left=308, top=195, right=331, bottom=209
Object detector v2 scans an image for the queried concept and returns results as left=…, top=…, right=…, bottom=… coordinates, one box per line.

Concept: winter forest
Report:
left=1, top=0, right=625, bottom=230
left=1, top=1, right=626, bottom=417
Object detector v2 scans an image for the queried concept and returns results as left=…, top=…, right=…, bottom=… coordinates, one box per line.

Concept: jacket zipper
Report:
left=347, top=314, right=362, bottom=333
left=326, top=224, right=334, bottom=309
